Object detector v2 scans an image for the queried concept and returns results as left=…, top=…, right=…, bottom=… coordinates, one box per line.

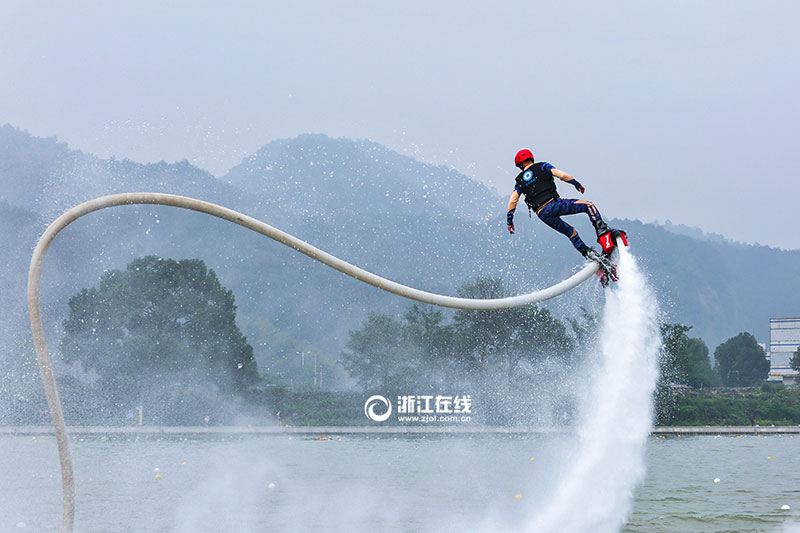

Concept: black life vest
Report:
left=514, top=162, right=559, bottom=211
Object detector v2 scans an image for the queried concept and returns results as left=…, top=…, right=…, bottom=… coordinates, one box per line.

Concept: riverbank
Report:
left=663, top=385, right=800, bottom=426
left=2, top=425, right=799, bottom=436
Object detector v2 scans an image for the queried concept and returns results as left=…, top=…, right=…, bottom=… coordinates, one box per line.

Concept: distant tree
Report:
left=659, top=324, right=720, bottom=388
left=402, top=305, right=455, bottom=367
left=510, top=304, right=575, bottom=373
left=714, top=332, right=769, bottom=387
left=60, top=256, right=259, bottom=407
left=339, top=313, right=417, bottom=392
left=791, top=348, right=800, bottom=373
left=683, top=337, right=721, bottom=388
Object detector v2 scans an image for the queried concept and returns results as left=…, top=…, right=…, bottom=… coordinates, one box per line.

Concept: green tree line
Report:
left=3, top=255, right=785, bottom=427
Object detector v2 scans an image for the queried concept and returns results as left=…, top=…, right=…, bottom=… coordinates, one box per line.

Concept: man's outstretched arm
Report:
left=506, top=190, right=520, bottom=234
left=551, top=168, right=585, bottom=194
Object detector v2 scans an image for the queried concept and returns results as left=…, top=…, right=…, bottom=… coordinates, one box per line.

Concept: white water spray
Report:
left=529, top=244, right=661, bottom=532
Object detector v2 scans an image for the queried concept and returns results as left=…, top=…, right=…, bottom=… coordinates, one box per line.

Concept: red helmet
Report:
left=515, top=149, right=534, bottom=168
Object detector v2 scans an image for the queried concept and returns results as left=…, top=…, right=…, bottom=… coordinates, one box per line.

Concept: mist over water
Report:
left=528, top=245, right=661, bottom=532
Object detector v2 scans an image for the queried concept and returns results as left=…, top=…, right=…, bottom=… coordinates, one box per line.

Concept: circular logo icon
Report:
left=364, top=395, right=392, bottom=422
left=522, top=170, right=534, bottom=182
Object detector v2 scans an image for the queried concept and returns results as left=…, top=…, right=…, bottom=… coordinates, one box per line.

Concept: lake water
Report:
left=1, top=432, right=798, bottom=532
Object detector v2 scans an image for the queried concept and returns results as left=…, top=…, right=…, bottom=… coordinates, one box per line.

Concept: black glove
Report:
left=569, top=179, right=585, bottom=193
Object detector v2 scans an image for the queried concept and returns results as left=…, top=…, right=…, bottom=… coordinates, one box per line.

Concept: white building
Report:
left=768, top=318, right=800, bottom=385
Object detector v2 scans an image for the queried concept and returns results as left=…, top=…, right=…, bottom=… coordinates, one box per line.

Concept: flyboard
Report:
left=595, top=228, right=629, bottom=286
left=26, top=192, right=627, bottom=533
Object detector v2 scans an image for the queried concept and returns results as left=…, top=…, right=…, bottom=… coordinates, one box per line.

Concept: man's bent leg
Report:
left=558, top=199, right=609, bottom=237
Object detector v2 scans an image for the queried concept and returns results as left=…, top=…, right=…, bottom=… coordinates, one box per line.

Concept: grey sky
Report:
left=2, top=1, right=798, bottom=248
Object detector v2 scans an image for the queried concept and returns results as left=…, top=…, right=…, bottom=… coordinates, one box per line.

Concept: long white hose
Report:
left=27, top=192, right=598, bottom=532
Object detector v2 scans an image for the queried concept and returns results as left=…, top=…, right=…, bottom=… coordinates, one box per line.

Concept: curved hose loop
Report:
left=27, top=192, right=599, bottom=532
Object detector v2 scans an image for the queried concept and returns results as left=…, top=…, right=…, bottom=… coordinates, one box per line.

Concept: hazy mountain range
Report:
left=1, top=124, right=797, bottom=388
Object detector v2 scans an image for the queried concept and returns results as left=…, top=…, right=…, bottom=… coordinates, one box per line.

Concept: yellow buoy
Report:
left=529, top=457, right=535, bottom=462
left=514, top=494, right=523, bottom=500
left=767, top=456, right=772, bottom=459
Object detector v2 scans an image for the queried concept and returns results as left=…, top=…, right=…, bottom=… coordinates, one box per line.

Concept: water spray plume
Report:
left=528, top=243, right=661, bottom=532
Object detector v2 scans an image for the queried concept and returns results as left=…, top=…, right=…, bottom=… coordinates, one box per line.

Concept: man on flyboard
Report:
left=506, top=149, right=627, bottom=286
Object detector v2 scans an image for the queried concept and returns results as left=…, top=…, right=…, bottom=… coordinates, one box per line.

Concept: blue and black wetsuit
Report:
left=507, top=162, right=608, bottom=256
